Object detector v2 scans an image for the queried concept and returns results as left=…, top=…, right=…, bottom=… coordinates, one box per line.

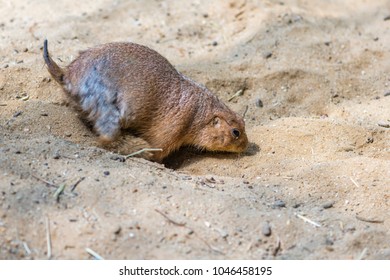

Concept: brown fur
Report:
left=43, top=40, right=248, bottom=162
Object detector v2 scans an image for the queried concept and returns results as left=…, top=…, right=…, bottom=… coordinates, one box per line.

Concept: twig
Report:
left=32, top=174, right=57, bottom=188
left=70, top=177, right=85, bottom=192
left=46, top=216, right=51, bottom=259
left=356, top=215, right=384, bottom=224
left=125, top=148, right=163, bottom=158
left=242, top=105, right=249, bottom=118
left=295, top=213, right=321, bottom=227
left=86, top=247, right=104, bottom=260
left=53, top=184, right=66, bottom=202
left=154, top=209, right=224, bottom=254
left=155, top=209, right=186, bottom=226
left=193, top=231, right=225, bottom=255
left=228, top=89, right=244, bottom=101
left=272, top=236, right=281, bottom=256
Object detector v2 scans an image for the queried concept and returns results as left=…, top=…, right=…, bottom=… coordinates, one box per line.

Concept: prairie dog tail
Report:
left=43, top=39, right=65, bottom=85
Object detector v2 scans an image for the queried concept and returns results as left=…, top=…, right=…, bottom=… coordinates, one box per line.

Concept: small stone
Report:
left=113, top=226, right=121, bottom=235
left=52, top=154, right=60, bottom=159
left=378, top=121, right=390, bottom=128
left=384, top=91, right=390, bottom=97
left=262, top=51, right=272, bottom=59
left=103, top=171, right=110, bottom=176
left=272, top=199, right=286, bottom=208
left=292, top=203, right=302, bottom=208
left=110, top=155, right=125, bottom=162
left=325, top=238, right=334, bottom=246
left=261, top=222, right=272, bottom=237
left=322, top=201, right=334, bottom=209
left=255, top=98, right=264, bottom=108
left=384, top=15, right=390, bottom=21
left=212, top=41, right=218, bottom=47
left=216, top=228, right=228, bottom=238
left=64, top=132, right=72, bottom=137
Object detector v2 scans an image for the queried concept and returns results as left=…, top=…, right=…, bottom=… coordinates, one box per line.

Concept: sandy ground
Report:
left=0, top=0, right=389, bottom=259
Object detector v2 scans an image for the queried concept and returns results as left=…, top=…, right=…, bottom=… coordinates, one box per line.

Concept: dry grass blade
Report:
left=22, top=241, right=31, bottom=255
left=356, top=215, right=384, bottom=224
left=125, top=148, right=163, bottom=158
left=155, top=209, right=186, bottom=226
left=295, top=213, right=321, bottom=227
left=357, top=247, right=368, bottom=260
left=86, top=247, right=104, bottom=260
left=70, top=177, right=85, bottom=192
left=350, top=177, right=360, bottom=188
left=53, top=184, right=66, bottom=201
left=32, top=174, right=57, bottom=187
left=272, top=236, right=281, bottom=256
left=46, top=216, right=51, bottom=259
left=228, top=89, right=244, bottom=101
left=155, top=209, right=223, bottom=254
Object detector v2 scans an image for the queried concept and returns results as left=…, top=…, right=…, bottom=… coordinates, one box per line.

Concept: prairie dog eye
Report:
left=231, top=128, right=240, bottom=138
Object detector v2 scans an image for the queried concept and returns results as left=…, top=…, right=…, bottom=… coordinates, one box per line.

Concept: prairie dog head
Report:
left=192, top=111, right=248, bottom=153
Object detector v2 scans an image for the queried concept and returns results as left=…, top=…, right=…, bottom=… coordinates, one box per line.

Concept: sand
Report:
left=0, top=0, right=389, bottom=259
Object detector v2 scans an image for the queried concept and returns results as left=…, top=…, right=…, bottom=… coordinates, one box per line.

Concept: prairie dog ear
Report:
left=212, top=116, right=221, bottom=127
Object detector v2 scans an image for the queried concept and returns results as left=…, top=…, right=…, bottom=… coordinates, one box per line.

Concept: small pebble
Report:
left=113, top=226, right=121, bottom=235
left=212, top=41, right=218, bottom=46
left=103, top=171, right=110, bottom=176
left=325, top=238, right=334, bottom=246
left=322, top=201, right=334, bottom=209
left=52, top=154, right=60, bottom=159
left=255, top=98, right=264, bottom=108
left=272, top=199, right=286, bottom=208
left=262, top=51, right=272, bottom=59
left=292, top=203, right=302, bottom=208
left=110, top=155, right=125, bottom=162
left=384, top=91, right=390, bottom=97
left=261, top=222, right=272, bottom=237
left=64, top=132, right=72, bottom=137
left=384, top=15, right=390, bottom=21
left=378, top=121, right=390, bottom=128
left=216, top=228, right=229, bottom=238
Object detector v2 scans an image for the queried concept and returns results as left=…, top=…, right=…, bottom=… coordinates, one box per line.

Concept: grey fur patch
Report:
left=77, top=64, right=121, bottom=139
